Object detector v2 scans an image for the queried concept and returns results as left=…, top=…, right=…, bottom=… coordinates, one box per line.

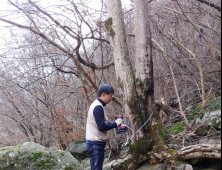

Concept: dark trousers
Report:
left=86, top=143, right=106, bottom=170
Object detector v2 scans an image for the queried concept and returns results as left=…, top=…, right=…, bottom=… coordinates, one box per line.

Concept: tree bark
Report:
left=178, top=144, right=221, bottom=160
left=106, top=0, right=136, bottom=133
left=134, top=0, right=154, bottom=132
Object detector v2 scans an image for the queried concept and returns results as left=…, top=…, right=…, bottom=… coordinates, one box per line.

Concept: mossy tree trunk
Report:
left=106, top=0, right=137, bottom=135
left=106, top=0, right=154, bottom=140
left=134, top=0, right=154, bottom=132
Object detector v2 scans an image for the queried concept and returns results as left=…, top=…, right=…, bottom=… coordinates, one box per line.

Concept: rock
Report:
left=209, top=110, right=221, bottom=117
left=194, top=125, right=211, bottom=136
left=184, top=164, right=193, bottom=170
left=207, top=126, right=218, bottom=136
left=136, top=162, right=164, bottom=170
left=210, top=117, right=221, bottom=129
left=171, top=164, right=193, bottom=170
left=104, top=154, right=132, bottom=170
left=0, top=142, right=82, bottom=170
left=199, top=126, right=221, bottom=144
left=65, top=139, right=88, bottom=162
left=196, top=110, right=221, bottom=130
left=82, top=158, right=90, bottom=169
left=208, top=110, right=221, bottom=129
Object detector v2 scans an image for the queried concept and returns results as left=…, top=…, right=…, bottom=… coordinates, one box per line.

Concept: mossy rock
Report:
left=0, top=142, right=82, bottom=170
left=210, top=117, right=221, bottom=129
left=194, top=125, right=211, bottom=136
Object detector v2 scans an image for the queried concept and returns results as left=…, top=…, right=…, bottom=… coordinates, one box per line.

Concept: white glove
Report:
left=121, top=124, right=127, bottom=127
left=115, top=118, right=123, bottom=127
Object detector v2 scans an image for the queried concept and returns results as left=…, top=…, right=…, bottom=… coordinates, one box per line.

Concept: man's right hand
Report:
left=115, top=118, right=123, bottom=127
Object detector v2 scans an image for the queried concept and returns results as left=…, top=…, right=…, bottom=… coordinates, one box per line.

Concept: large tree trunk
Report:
left=134, top=0, right=154, bottom=132
left=106, top=0, right=137, bottom=134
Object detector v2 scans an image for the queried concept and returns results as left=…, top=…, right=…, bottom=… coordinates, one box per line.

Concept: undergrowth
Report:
left=168, top=97, right=221, bottom=135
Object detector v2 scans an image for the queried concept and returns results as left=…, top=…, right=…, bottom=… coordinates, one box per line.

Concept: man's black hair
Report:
left=98, top=84, right=114, bottom=97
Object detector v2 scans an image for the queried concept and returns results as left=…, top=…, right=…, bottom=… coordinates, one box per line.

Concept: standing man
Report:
left=86, top=84, right=123, bottom=170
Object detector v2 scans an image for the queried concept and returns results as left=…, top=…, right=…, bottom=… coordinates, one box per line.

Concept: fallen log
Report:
left=177, top=143, right=221, bottom=160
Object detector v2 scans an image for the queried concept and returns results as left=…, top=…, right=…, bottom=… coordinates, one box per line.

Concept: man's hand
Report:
left=115, top=118, right=123, bottom=127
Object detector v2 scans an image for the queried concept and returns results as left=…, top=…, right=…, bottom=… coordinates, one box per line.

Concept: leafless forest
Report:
left=0, top=0, right=221, bottom=150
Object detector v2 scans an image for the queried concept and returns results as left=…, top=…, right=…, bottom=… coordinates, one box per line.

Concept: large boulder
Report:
left=65, top=139, right=88, bottom=162
left=66, top=139, right=110, bottom=162
left=196, top=110, right=221, bottom=130
left=0, top=142, right=82, bottom=170
left=82, top=158, right=91, bottom=170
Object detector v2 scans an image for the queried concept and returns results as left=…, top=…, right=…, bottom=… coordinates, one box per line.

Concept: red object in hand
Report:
left=115, top=115, right=127, bottom=133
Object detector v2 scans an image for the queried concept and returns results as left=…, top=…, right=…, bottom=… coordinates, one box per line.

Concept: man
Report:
left=86, top=84, right=123, bottom=170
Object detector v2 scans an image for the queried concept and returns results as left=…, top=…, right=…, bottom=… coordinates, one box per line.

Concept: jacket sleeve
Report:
left=93, top=106, right=117, bottom=132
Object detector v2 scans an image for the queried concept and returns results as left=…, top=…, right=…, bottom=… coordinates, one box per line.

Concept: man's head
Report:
left=98, top=84, right=114, bottom=104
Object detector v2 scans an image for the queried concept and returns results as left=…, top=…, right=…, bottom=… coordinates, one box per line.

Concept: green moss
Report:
left=195, top=125, right=211, bottom=136
left=105, top=17, right=115, bottom=36
left=128, top=96, right=150, bottom=131
left=153, top=137, right=165, bottom=151
left=190, top=103, right=203, bottom=115
left=163, top=149, right=178, bottom=164
left=151, top=124, right=168, bottom=142
left=28, top=152, right=43, bottom=161
left=187, top=114, right=196, bottom=121
left=129, top=138, right=154, bottom=157
left=190, top=97, right=221, bottom=116
left=167, top=149, right=177, bottom=156
left=154, top=112, right=160, bottom=119
left=0, top=144, right=22, bottom=151
left=128, top=98, right=143, bottom=122
left=60, top=152, right=65, bottom=156
left=135, top=78, right=140, bottom=84
left=199, top=113, right=205, bottom=120
left=168, top=121, right=185, bottom=135
left=34, top=159, right=56, bottom=170
left=207, top=98, right=221, bottom=112
left=151, top=124, right=168, bottom=151
left=212, top=118, right=221, bottom=128
left=26, top=151, right=57, bottom=170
